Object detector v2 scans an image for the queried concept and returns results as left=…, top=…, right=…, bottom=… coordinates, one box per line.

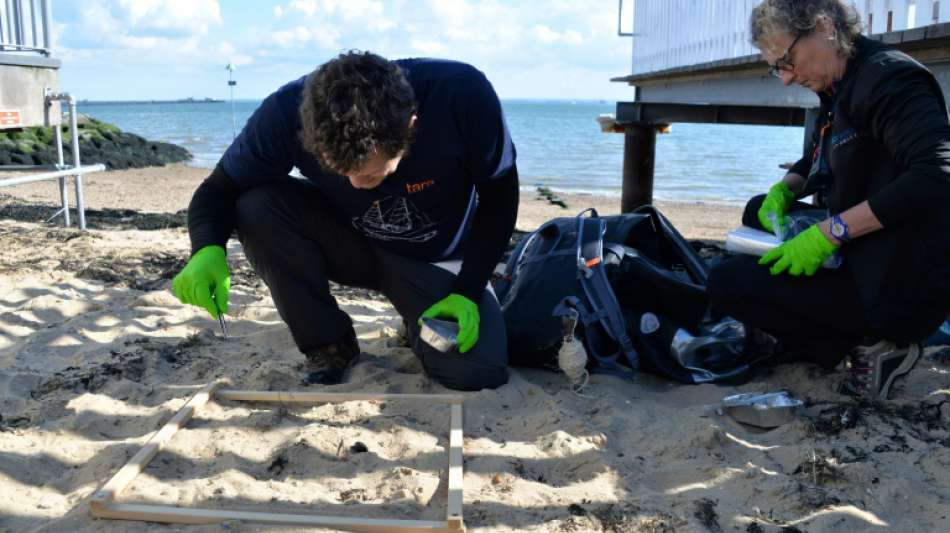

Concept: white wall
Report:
left=630, top=0, right=948, bottom=75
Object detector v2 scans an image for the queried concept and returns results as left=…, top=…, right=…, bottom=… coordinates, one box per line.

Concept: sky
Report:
left=50, top=0, right=636, bottom=102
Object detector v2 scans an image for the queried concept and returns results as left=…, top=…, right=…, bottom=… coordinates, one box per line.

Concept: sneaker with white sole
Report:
left=839, top=340, right=921, bottom=401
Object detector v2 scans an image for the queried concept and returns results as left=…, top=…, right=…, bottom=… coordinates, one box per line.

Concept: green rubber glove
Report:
left=172, top=245, right=230, bottom=318
left=420, top=293, right=480, bottom=353
left=758, top=181, right=796, bottom=234
left=758, top=224, right=838, bottom=276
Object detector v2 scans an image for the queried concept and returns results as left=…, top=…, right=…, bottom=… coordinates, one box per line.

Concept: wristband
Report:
left=829, top=214, right=850, bottom=243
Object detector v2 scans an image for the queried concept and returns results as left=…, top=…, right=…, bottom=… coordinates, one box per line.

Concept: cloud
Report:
left=285, top=0, right=318, bottom=17
left=255, top=0, right=630, bottom=90
left=115, top=0, right=222, bottom=36
left=410, top=39, right=447, bottom=55
left=54, top=1, right=633, bottom=100
left=216, top=42, right=255, bottom=67
left=272, top=0, right=391, bottom=30
left=531, top=25, right=583, bottom=45
left=53, top=0, right=233, bottom=83
left=269, top=25, right=341, bottom=49
left=61, top=0, right=222, bottom=48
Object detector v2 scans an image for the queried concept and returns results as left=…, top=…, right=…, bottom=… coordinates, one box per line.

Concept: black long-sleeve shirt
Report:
left=189, top=59, right=520, bottom=304
left=188, top=163, right=519, bottom=303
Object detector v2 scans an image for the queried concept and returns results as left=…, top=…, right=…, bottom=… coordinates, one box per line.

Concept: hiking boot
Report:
left=838, top=340, right=921, bottom=401
left=303, top=332, right=360, bottom=385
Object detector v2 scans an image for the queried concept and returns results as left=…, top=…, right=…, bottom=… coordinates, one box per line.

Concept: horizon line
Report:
left=77, top=96, right=617, bottom=105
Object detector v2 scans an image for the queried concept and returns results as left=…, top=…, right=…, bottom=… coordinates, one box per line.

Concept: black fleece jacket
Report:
left=789, top=35, right=950, bottom=340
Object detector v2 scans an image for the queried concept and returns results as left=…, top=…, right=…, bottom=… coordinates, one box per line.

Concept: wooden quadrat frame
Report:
left=90, top=381, right=466, bottom=532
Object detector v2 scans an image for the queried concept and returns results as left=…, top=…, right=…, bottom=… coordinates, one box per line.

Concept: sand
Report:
left=0, top=163, right=948, bottom=532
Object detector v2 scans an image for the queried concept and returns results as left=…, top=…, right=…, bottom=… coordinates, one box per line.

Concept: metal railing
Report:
left=0, top=91, right=105, bottom=230
left=0, top=0, right=51, bottom=55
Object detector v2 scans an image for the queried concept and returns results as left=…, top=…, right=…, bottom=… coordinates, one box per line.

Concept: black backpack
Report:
left=494, top=206, right=748, bottom=384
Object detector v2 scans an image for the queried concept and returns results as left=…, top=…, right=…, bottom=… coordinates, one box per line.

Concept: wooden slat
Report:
left=216, top=389, right=465, bottom=405
left=446, top=403, right=464, bottom=530
left=93, top=503, right=450, bottom=532
left=89, top=381, right=225, bottom=510
left=91, top=384, right=465, bottom=531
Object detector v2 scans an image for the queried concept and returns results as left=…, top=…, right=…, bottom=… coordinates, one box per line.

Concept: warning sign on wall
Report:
left=0, top=110, right=22, bottom=127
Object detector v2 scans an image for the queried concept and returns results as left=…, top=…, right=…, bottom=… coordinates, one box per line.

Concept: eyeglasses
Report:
left=768, top=33, right=803, bottom=78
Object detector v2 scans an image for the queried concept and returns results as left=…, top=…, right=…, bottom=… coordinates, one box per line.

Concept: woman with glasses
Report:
left=707, top=0, right=950, bottom=400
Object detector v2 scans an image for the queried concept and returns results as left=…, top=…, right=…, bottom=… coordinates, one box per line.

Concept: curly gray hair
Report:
left=750, top=0, right=863, bottom=56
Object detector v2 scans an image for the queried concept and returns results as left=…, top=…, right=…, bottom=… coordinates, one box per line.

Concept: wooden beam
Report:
left=91, top=503, right=450, bottom=532
left=215, top=389, right=465, bottom=405
left=446, top=403, right=464, bottom=531
left=621, top=123, right=657, bottom=212
left=90, top=384, right=466, bottom=532
left=616, top=102, right=806, bottom=127
left=90, top=380, right=225, bottom=511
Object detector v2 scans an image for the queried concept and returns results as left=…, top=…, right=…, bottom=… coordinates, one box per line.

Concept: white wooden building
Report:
left=612, top=0, right=950, bottom=209
left=629, top=0, right=948, bottom=77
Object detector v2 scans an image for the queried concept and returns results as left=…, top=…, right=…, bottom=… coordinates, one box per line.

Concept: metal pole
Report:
left=68, top=97, right=87, bottom=230
left=40, top=0, right=49, bottom=52
left=0, top=164, right=58, bottom=171
left=230, top=80, right=236, bottom=139
left=620, top=123, right=657, bottom=212
left=55, top=124, right=64, bottom=166
left=0, top=164, right=105, bottom=187
left=45, top=86, right=70, bottom=227
left=54, top=123, right=69, bottom=226
left=227, top=64, right=237, bottom=139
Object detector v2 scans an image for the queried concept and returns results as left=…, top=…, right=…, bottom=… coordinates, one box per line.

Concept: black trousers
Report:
left=234, top=177, right=508, bottom=391
left=707, top=195, right=868, bottom=368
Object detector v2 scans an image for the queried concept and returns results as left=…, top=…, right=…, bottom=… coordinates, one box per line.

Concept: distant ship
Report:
left=175, top=97, right=225, bottom=103
left=78, top=97, right=225, bottom=105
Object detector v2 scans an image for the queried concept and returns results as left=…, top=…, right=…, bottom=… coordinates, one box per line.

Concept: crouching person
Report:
left=708, top=0, right=950, bottom=401
left=172, top=51, right=517, bottom=391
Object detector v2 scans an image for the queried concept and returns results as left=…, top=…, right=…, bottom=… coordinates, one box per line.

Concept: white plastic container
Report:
left=725, top=226, right=781, bottom=257
left=725, top=226, right=842, bottom=269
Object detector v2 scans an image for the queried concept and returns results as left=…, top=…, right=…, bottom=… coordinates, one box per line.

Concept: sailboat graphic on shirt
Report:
left=353, top=196, right=438, bottom=242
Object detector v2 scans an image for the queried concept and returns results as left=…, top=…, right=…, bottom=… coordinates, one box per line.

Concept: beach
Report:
left=1, top=163, right=948, bottom=532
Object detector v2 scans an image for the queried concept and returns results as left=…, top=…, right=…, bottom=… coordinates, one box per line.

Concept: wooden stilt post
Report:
left=621, top=122, right=657, bottom=213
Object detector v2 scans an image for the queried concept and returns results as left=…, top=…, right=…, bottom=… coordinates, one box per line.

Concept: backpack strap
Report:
left=632, top=204, right=708, bottom=284
left=496, top=221, right=561, bottom=301
left=573, top=212, right=641, bottom=374
left=554, top=297, right=636, bottom=379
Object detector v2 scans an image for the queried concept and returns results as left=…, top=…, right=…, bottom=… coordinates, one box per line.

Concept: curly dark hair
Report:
left=299, top=51, right=416, bottom=175
left=750, top=0, right=862, bottom=56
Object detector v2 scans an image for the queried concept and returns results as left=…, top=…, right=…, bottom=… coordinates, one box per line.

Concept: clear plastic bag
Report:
left=752, top=210, right=843, bottom=269
left=669, top=318, right=747, bottom=383
left=781, top=212, right=843, bottom=268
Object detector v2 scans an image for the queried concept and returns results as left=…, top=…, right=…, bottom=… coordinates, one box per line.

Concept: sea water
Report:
left=78, top=99, right=805, bottom=205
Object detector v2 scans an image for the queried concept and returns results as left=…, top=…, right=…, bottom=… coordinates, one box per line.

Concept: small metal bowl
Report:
left=419, top=317, right=459, bottom=353
left=721, top=391, right=804, bottom=429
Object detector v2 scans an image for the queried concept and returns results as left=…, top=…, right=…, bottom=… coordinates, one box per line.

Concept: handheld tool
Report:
left=217, top=313, right=229, bottom=338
